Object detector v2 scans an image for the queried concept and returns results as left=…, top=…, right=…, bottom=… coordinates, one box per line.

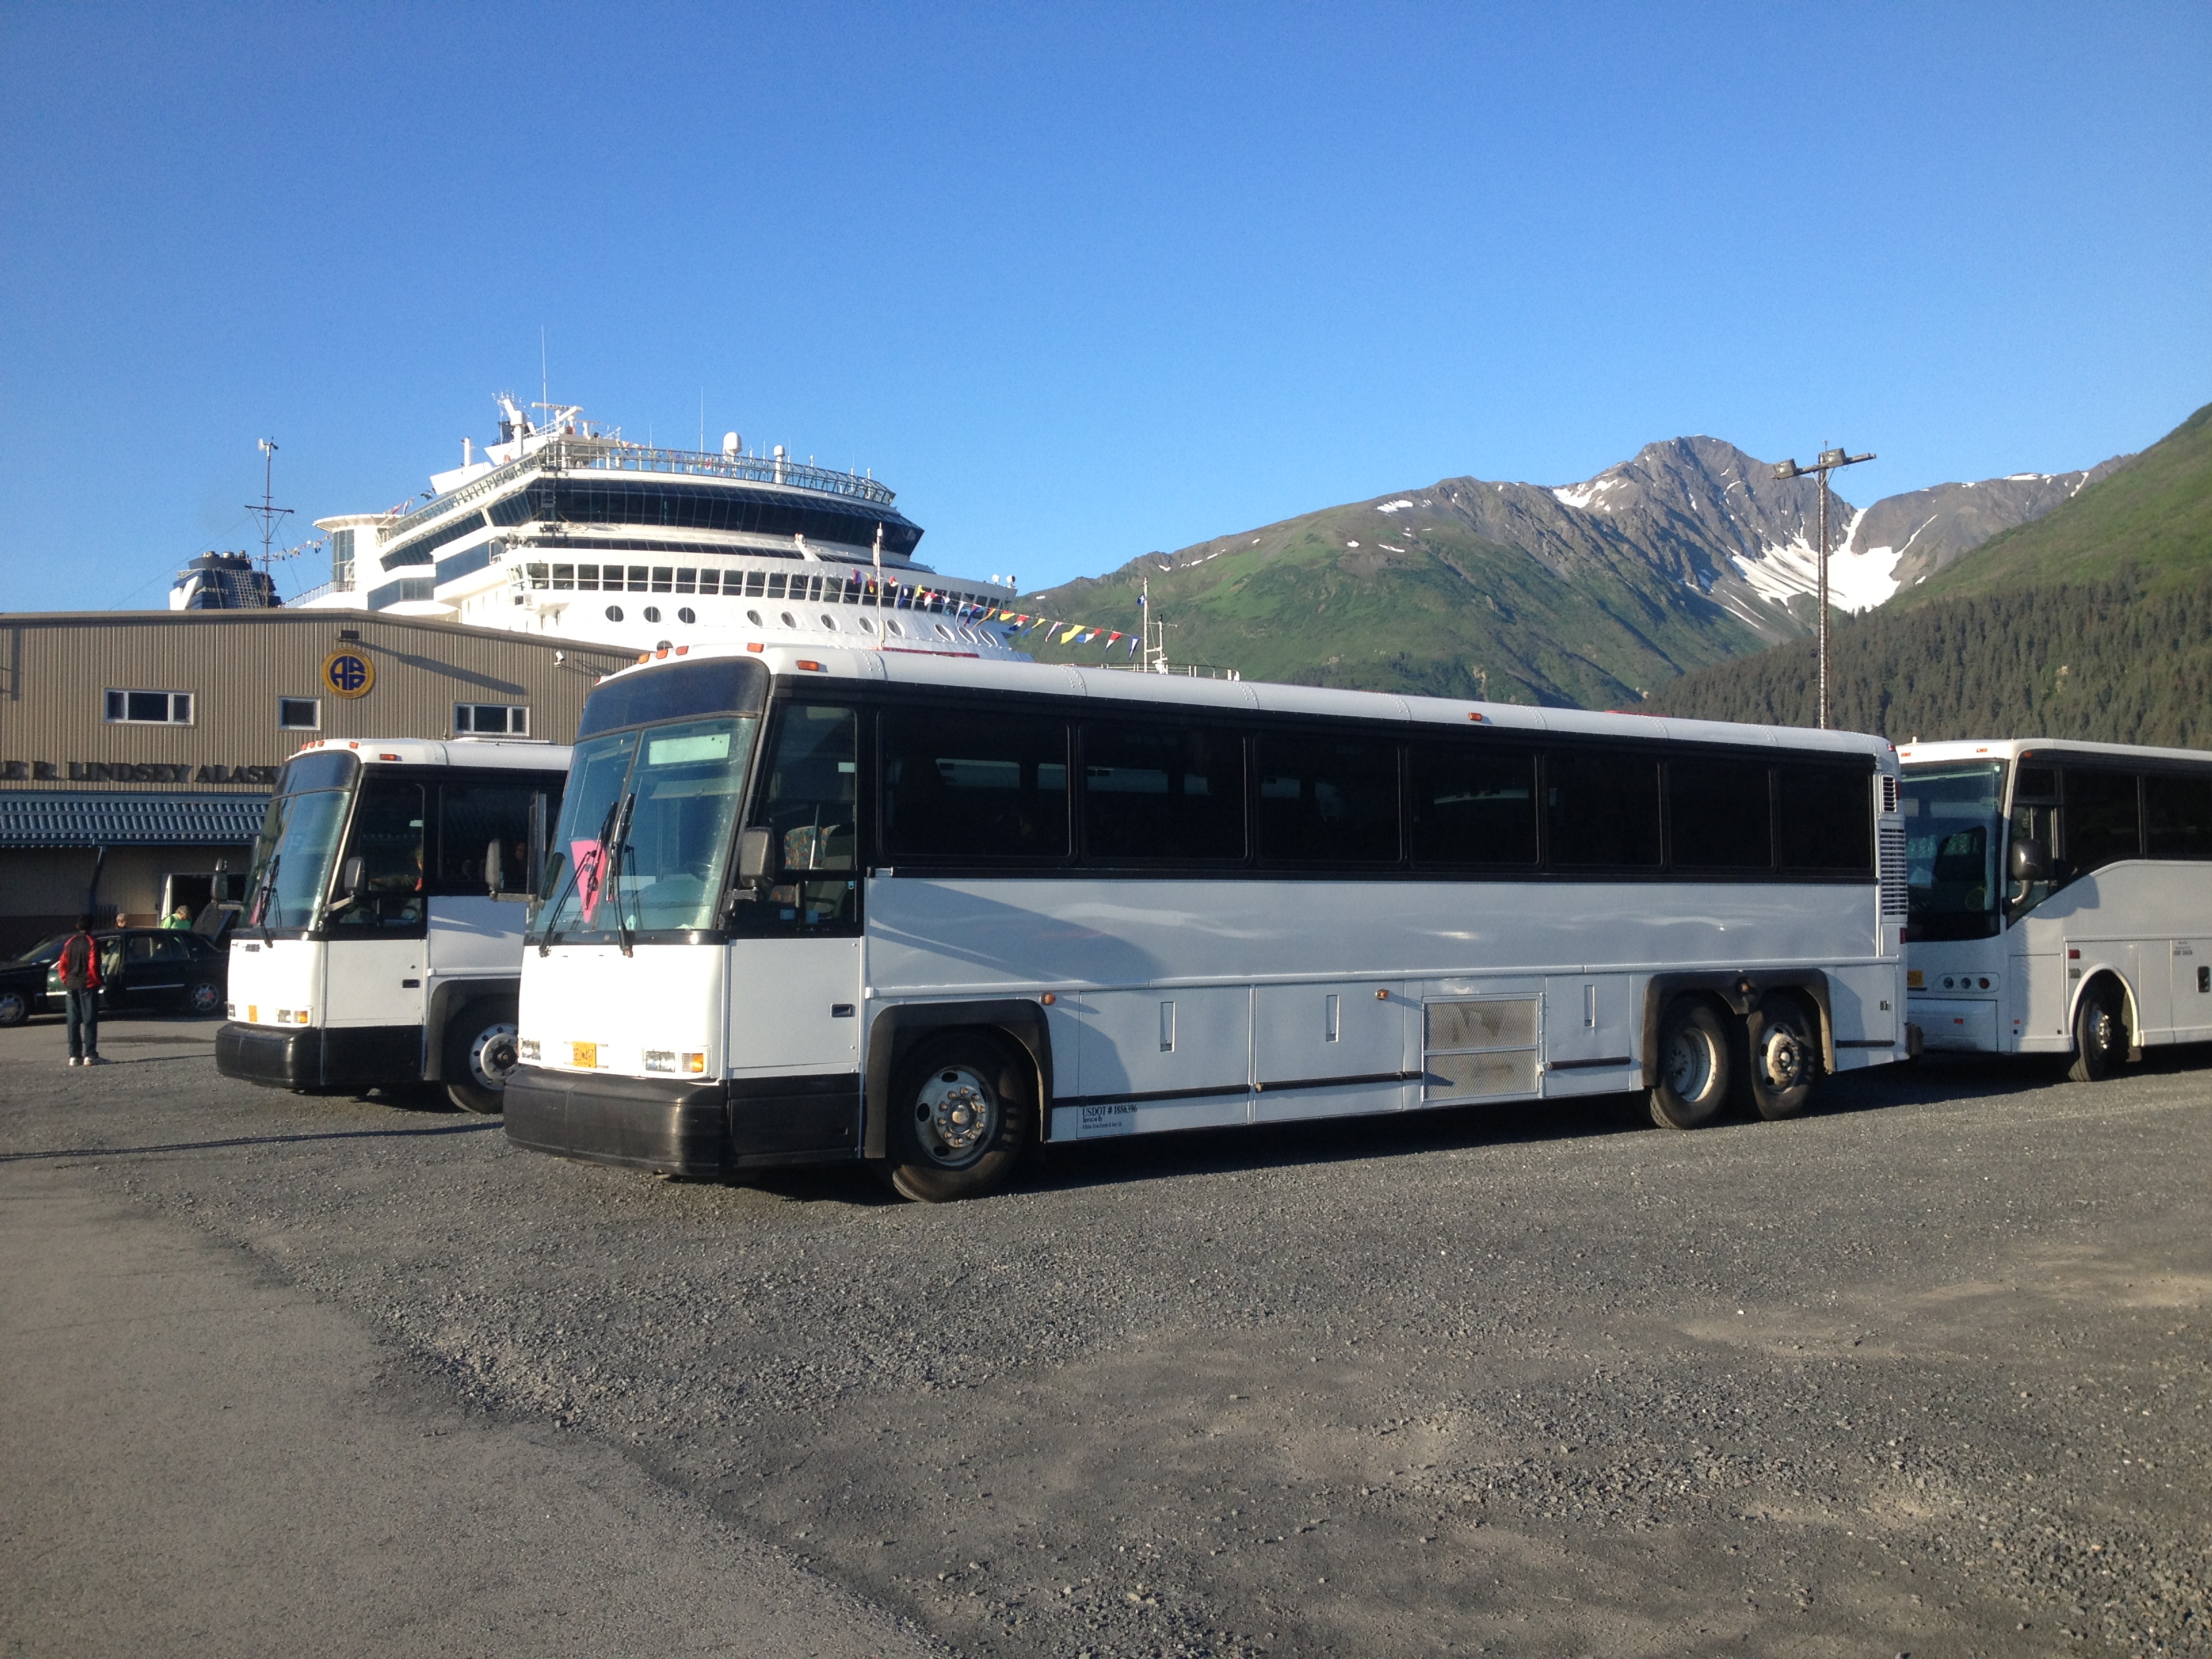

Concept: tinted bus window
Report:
left=739, top=703, right=860, bottom=932
left=1084, top=722, right=1246, bottom=863
left=1668, top=757, right=1772, bottom=872
left=2146, top=771, right=2212, bottom=859
left=1546, top=750, right=1660, bottom=868
left=434, top=782, right=546, bottom=893
left=2066, top=768, right=2142, bottom=873
left=1778, top=764, right=1874, bottom=873
left=1256, top=735, right=1399, bottom=865
left=1409, top=744, right=1536, bottom=865
left=883, top=708, right=1069, bottom=862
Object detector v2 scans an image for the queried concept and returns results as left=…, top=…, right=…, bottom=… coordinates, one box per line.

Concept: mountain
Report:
left=1643, top=401, right=2212, bottom=745
left=1896, top=401, right=2212, bottom=602
left=1017, top=436, right=2119, bottom=705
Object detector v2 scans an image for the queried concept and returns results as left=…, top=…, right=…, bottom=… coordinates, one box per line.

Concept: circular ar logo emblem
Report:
left=321, top=649, right=375, bottom=699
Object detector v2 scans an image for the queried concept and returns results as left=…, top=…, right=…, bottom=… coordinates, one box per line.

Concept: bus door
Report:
left=727, top=703, right=863, bottom=1076
left=321, top=775, right=429, bottom=1030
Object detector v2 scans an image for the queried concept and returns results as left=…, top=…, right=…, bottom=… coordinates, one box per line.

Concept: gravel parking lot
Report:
left=3, top=1014, right=2207, bottom=1658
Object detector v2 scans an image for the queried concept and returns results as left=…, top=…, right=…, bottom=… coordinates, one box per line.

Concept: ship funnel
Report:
left=722, top=431, right=741, bottom=458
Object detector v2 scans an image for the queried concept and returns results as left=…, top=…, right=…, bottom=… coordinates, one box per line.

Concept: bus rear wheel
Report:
left=1742, top=993, right=1818, bottom=1120
left=2067, top=980, right=2128, bottom=1083
left=1649, top=1000, right=1730, bottom=1130
left=885, top=1033, right=1031, bottom=1203
left=446, top=1002, right=519, bottom=1113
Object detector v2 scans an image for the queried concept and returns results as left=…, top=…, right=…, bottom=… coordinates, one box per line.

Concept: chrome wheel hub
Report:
left=914, top=1065, right=996, bottom=1165
left=1664, top=1030, right=1713, bottom=1099
left=1758, top=1025, right=1808, bottom=1090
left=470, top=1023, right=520, bottom=1089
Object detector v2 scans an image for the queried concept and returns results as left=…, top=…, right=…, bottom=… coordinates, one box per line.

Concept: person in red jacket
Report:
left=57, top=916, right=104, bottom=1067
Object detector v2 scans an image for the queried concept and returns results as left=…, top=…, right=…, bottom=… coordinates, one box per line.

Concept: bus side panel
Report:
left=1252, top=980, right=1414, bottom=1122
left=1823, top=962, right=1900, bottom=1070
left=2174, top=939, right=2212, bottom=1042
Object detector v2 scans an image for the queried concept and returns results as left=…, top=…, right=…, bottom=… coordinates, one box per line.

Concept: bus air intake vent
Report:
left=1879, top=823, right=1908, bottom=916
left=1423, top=998, right=1540, bottom=1101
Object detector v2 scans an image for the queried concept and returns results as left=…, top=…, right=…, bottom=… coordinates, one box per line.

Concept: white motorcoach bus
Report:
left=1898, top=737, right=2212, bottom=1078
left=504, top=645, right=1910, bottom=1201
left=218, top=738, right=569, bottom=1111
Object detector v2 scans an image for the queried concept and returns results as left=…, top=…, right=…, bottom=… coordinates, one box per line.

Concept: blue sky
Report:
left=2, top=2, right=2205, bottom=611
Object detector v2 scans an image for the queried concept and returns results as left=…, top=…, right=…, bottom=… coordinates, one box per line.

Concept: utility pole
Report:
left=1772, top=445, right=1875, bottom=728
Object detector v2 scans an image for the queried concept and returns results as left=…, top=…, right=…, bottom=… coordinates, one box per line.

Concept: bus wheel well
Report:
left=1640, top=970, right=1833, bottom=1089
left=2067, top=972, right=2131, bottom=1083
left=863, top=1001, right=1055, bottom=1161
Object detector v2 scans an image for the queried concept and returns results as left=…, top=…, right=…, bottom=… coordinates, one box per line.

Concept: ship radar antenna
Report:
left=246, top=439, right=298, bottom=577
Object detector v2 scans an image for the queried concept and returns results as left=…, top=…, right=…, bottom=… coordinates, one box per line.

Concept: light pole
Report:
left=1772, top=445, right=1875, bottom=728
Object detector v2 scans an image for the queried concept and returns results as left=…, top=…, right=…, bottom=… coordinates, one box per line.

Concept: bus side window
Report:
left=1256, top=734, right=1399, bottom=865
left=1408, top=743, right=1536, bottom=867
left=881, top=706, right=1070, bottom=863
left=734, top=703, right=862, bottom=933
left=2146, top=771, right=2212, bottom=859
left=1777, top=763, right=1875, bottom=874
left=1545, top=749, right=1660, bottom=869
left=1083, top=721, right=1246, bottom=864
left=1666, top=756, right=1773, bottom=872
left=434, top=783, right=540, bottom=893
left=2064, top=767, right=2142, bottom=874
left=327, top=779, right=426, bottom=928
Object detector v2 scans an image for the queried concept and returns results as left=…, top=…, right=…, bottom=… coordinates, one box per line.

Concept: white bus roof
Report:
left=1899, top=737, right=2212, bottom=767
left=289, top=737, right=572, bottom=769
left=608, top=642, right=1897, bottom=761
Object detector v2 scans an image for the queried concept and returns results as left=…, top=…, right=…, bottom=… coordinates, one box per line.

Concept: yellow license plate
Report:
left=1906, top=970, right=1925, bottom=990
left=571, top=1042, right=598, bottom=1069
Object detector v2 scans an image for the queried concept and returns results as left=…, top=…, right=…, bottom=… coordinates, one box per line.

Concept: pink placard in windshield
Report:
left=570, top=839, right=605, bottom=926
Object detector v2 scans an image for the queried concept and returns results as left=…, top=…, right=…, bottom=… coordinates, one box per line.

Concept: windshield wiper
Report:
left=607, top=792, right=639, bottom=958
left=249, top=853, right=280, bottom=940
left=537, top=795, right=624, bottom=957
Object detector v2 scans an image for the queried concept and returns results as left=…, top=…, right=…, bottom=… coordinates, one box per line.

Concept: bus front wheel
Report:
left=447, top=1002, right=520, bottom=1113
left=1649, top=1000, right=1730, bottom=1130
left=1742, top=993, right=1818, bottom=1120
left=885, top=1033, right=1031, bottom=1203
left=2068, top=980, right=2128, bottom=1084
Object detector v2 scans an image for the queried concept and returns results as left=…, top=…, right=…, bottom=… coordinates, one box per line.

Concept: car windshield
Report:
left=14, top=935, right=67, bottom=964
left=245, top=786, right=354, bottom=930
left=539, top=715, right=759, bottom=937
left=1901, top=762, right=2006, bottom=940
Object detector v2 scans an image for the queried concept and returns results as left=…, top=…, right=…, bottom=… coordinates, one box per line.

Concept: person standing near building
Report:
left=58, top=916, right=104, bottom=1067
left=162, top=905, right=191, bottom=930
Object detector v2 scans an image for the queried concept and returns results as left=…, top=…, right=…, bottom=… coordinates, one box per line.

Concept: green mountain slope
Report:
left=1900, top=401, right=2212, bottom=602
left=1016, top=503, right=1762, bottom=708
left=1643, top=576, right=2212, bottom=747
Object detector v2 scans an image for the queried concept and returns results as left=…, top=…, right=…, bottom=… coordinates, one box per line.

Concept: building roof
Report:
left=0, top=790, right=268, bottom=847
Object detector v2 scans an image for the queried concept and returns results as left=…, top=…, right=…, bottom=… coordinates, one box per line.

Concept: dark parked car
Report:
left=0, top=928, right=228, bottom=1025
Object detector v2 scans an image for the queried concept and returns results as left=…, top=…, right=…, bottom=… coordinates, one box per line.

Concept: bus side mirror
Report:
left=339, top=854, right=365, bottom=900
left=2009, top=836, right=2049, bottom=881
left=737, top=826, right=773, bottom=888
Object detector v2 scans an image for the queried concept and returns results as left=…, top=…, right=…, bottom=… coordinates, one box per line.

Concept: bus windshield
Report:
left=1900, top=762, right=2006, bottom=940
left=539, top=715, right=759, bottom=938
left=244, top=763, right=358, bottom=930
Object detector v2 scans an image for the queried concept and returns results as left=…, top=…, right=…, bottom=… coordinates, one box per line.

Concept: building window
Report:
left=455, top=703, right=529, bottom=735
left=105, top=689, right=193, bottom=725
left=279, top=697, right=322, bottom=731
left=329, top=528, right=356, bottom=590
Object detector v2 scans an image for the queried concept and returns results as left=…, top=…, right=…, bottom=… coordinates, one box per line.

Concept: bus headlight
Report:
left=682, top=1052, right=707, bottom=1074
left=643, top=1049, right=676, bottom=1072
left=517, top=1038, right=539, bottom=1061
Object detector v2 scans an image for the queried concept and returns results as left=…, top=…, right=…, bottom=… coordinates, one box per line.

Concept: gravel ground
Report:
left=2, top=1014, right=2207, bottom=1657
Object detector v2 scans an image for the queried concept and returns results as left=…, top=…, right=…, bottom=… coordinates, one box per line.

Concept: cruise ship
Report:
left=297, top=397, right=1025, bottom=659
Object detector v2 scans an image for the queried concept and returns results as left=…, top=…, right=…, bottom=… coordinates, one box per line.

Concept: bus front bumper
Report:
left=503, top=1067, right=861, bottom=1175
left=216, top=1021, right=422, bottom=1091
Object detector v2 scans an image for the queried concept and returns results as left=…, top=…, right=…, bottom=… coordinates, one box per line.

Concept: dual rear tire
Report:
left=1647, top=994, right=1820, bottom=1129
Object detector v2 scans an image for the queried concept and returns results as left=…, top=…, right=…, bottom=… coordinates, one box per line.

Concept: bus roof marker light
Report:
left=1467, top=712, right=1486, bottom=722
left=746, top=642, right=764, bottom=653
left=796, top=659, right=824, bottom=672
left=1040, top=992, right=1056, bottom=1005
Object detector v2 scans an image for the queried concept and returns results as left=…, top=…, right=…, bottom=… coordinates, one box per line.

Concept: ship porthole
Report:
left=819, top=613, right=838, bottom=630
left=933, top=622, right=954, bottom=640
left=863, top=617, right=882, bottom=635
left=746, top=609, right=762, bottom=625
left=605, top=605, right=625, bottom=622
left=779, top=611, right=796, bottom=628
left=643, top=605, right=662, bottom=623
left=678, top=607, right=696, bottom=624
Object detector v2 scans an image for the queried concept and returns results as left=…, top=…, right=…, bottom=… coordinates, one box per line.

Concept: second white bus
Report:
left=502, top=646, right=1911, bottom=1200
left=1899, top=737, right=2212, bottom=1078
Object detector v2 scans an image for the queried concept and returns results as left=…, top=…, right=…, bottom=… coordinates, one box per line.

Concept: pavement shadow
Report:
left=0, top=1121, right=504, bottom=1166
